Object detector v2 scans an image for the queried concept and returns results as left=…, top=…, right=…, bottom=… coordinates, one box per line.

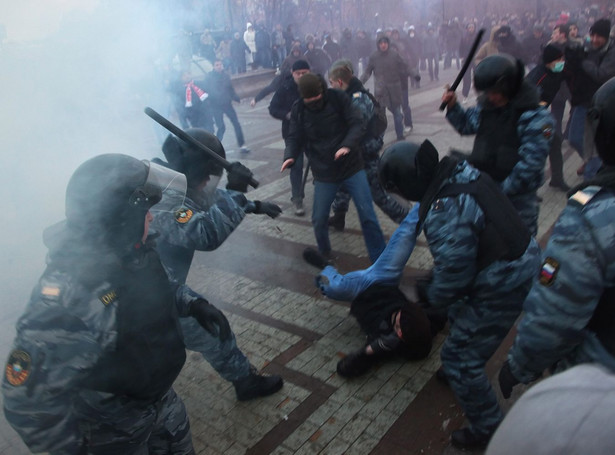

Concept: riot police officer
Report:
left=3, top=154, right=229, bottom=454
left=498, top=78, right=615, bottom=399
left=442, top=53, right=554, bottom=236
left=151, top=128, right=284, bottom=401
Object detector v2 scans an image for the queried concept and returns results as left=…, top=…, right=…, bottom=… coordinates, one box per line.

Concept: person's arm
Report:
left=282, top=100, right=302, bottom=163
left=507, top=202, right=606, bottom=383
left=338, top=92, right=366, bottom=151
left=500, top=107, right=553, bottom=196
left=445, top=102, right=482, bottom=135
left=581, top=47, right=615, bottom=84
left=359, top=55, right=374, bottom=84
left=268, top=85, right=291, bottom=120
left=318, top=204, right=421, bottom=300
left=2, top=280, right=105, bottom=453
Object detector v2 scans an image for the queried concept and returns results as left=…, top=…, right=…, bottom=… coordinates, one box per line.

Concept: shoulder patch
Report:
left=99, top=289, right=118, bottom=306
left=175, top=208, right=193, bottom=224
left=5, top=349, right=32, bottom=386
left=41, top=286, right=60, bottom=297
left=569, top=190, right=593, bottom=206
left=538, top=257, right=559, bottom=286
left=352, top=92, right=361, bottom=98
left=542, top=124, right=553, bottom=139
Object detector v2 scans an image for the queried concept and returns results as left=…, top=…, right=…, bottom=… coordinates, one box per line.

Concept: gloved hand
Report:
left=336, top=348, right=373, bottom=378
left=253, top=201, right=282, bottom=218
left=226, top=162, right=253, bottom=193
left=414, top=75, right=421, bottom=82
left=498, top=361, right=520, bottom=399
left=189, top=298, right=231, bottom=341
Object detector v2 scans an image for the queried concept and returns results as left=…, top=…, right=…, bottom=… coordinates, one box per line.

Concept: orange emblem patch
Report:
left=175, top=209, right=193, bottom=224
left=5, top=350, right=32, bottom=386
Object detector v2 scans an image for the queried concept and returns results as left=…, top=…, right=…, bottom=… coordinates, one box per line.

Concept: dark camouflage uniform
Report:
left=422, top=161, right=541, bottom=436
left=446, top=88, right=554, bottom=236
left=331, top=79, right=410, bottom=223
left=508, top=186, right=615, bottom=382
left=151, top=188, right=258, bottom=382
left=3, top=232, right=197, bottom=454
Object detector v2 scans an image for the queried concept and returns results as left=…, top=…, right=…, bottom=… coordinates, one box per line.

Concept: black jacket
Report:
left=284, top=88, right=365, bottom=182
left=268, top=73, right=299, bottom=139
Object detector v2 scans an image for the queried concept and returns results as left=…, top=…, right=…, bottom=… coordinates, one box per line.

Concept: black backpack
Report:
left=360, top=89, right=388, bottom=138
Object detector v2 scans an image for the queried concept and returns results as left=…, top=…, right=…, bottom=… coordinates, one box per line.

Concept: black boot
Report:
left=233, top=366, right=283, bottom=401
left=302, top=247, right=331, bottom=269
left=451, top=427, right=494, bottom=450
left=328, top=212, right=346, bottom=232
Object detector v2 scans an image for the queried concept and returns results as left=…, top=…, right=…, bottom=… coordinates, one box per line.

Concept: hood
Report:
left=346, top=76, right=366, bottom=94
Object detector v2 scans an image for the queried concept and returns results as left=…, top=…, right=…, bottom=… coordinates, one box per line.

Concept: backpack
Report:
left=360, top=89, right=388, bottom=138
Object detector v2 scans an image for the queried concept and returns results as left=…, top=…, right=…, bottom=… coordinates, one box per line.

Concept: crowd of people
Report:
left=3, top=3, right=615, bottom=453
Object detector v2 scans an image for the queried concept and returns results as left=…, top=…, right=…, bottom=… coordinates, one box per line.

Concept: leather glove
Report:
left=498, top=361, right=520, bottom=399
left=253, top=201, right=282, bottom=218
left=414, top=75, right=421, bottom=82
left=226, top=162, right=253, bottom=193
left=189, top=299, right=231, bottom=341
left=336, top=349, right=374, bottom=378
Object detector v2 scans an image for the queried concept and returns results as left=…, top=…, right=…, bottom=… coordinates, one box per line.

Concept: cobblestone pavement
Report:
left=0, top=66, right=583, bottom=454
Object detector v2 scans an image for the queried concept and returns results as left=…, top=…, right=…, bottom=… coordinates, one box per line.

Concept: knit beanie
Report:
left=291, top=59, right=310, bottom=72
left=542, top=44, right=564, bottom=64
left=590, top=18, right=611, bottom=39
left=298, top=73, right=323, bottom=99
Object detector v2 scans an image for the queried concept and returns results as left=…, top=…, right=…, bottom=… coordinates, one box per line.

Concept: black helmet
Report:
left=474, top=54, right=524, bottom=99
left=65, top=154, right=162, bottom=250
left=162, top=128, right=226, bottom=188
left=378, top=140, right=440, bottom=202
left=588, top=77, right=615, bottom=165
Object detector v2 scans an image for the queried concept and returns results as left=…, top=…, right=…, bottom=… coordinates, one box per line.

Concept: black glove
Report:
left=253, top=201, right=282, bottom=218
left=226, top=162, right=253, bottom=193
left=189, top=298, right=231, bottom=341
left=336, top=349, right=374, bottom=378
left=498, top=361, right=520, bottom=399
left=414, top=75, right=421, bottom=82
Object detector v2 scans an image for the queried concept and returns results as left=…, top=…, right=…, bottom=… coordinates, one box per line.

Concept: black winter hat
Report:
left=590, top=18, right=612, bottom=39
left=542, top=44, right=564, bottom=64
left=291, top=59, right=310, bottom=72
left=377, top=35, right=390, bottom=45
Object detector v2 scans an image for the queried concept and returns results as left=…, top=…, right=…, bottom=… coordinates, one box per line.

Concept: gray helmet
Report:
left=162, top=128, right=226, bottom=188
left=588, top=77, right=615, bottom=165
left=65, top=154, right=161, bottom=250
left=378, top=140, right=440, bottom=202
left=474, top=54, right=524, bottom=99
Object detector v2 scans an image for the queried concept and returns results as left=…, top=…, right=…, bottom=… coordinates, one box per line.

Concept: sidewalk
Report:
left=0, top=66, right=582, bottom=454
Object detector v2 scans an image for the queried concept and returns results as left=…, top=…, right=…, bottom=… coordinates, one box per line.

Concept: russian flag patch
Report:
left=539, top=257, right=559, bottom=287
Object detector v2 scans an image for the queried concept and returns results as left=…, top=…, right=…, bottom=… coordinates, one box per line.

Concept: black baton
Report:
left=439, top=29, right=485, bottom=111
left=144, top=107, right=259, bottom=188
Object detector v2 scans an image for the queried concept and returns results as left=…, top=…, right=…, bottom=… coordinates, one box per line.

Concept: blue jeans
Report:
left=567, top=105, right=586, bottom=158
left=290, top=152, right=305, bottom=202
left=312, top=170, right=385, bottom=262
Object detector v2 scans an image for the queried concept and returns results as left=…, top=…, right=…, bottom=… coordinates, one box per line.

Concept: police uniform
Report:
left=151, top=188, right=258, bottom=382
left=446, top=80, right=554, bottom=236
left=507, top=184, right=615, bottom=382
left=3, top=224, right=196, bottom=454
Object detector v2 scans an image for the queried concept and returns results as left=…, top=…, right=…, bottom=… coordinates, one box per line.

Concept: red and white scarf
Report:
left=185, top=80, right=208, bottom=107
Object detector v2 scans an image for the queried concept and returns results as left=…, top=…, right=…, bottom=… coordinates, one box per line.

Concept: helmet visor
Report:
left=144, top=160, right=187, bottom=213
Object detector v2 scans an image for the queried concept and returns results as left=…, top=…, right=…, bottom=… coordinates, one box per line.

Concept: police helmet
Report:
left=474, top=54, right=524, bottom=99
left=588, top=77, right=615, bottom=165
left=378, top=140, right=440, bottom=202
left=65, top=154, right=163, bottom=250
left=162, top=128, right=226, bottom=188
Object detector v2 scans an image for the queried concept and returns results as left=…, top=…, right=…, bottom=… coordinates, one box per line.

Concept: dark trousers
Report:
left=212, top=103, right=245, bottom=147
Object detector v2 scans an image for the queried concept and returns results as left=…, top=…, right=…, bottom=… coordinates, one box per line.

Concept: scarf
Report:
left=185, top=80, right=208, bottom=107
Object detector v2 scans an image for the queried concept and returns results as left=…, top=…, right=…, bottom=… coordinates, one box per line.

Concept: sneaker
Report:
left=549, top=180, right=571, bottom=192
left=302, top=247, right=330, bottom=269
left=294, top=200, right=305, bottom=216
left=404, top=125, right=413, bottom=134
left=451, top=427, right=494, bottom=450
left=233, top=366, right=283, bottom=401
left=240, top=146, right=250, bottom=153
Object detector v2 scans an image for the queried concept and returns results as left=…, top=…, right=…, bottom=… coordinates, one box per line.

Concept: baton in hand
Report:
left=144, top=107, right=259, bottom=188
left=439, top=29, right=485, bottom=111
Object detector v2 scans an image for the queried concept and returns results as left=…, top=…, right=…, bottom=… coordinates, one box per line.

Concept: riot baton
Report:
left=144, top=107, right=259, bottom=188
left=439, top=28, right=485, bottom=111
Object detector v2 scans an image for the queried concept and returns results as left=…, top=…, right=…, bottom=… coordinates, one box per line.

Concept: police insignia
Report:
left=99, top=289, right=117, bottom=306
left=539, top=257, right=559, bottom=286
left=542, top=125, right=553, bottom=139
left=175, top=209, right=193, bottom=224
left=5, top=350, right=32, bottom=386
